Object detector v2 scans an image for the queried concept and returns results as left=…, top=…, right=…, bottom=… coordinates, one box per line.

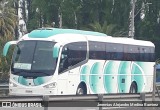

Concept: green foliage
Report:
left=27, top=15, right=40, bottom=32
left=134, top=0, right=160, bottom=40
left=0, top=39, right=13, bottom=82
left=11, top=0, right=160, bottom=40
left=0, top=0, right=17, bottom=40
left=0, top=0, right=17, bottom=81
left=61, top=0, right=82, bottom=28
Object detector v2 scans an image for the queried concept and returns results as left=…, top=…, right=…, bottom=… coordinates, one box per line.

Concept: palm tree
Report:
left=0, top=0, right=17, bottom=40
left=89, top=22, right=115, bottom=35
left=87, top=21, right=127, bottom=37
left=0, top=0, right=17, bottom=81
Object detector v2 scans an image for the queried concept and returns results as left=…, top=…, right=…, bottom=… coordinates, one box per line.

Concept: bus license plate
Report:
left=25, top=90, right=32, bottom=93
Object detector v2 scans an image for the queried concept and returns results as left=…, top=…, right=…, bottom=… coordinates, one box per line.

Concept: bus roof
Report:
left=25, top=28, right=154, bottom=48
left=28, top=28, right=107, bottom=38
left=86, top=36, right=155, bottom=47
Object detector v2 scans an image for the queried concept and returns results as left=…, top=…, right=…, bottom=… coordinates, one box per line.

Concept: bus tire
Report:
left=76, top=83, right=87, bottom=95
left=129, top=82, right=137, bottom=93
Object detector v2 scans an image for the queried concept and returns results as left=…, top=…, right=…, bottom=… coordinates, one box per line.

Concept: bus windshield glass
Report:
left=11, top=40, right=57, bottom=76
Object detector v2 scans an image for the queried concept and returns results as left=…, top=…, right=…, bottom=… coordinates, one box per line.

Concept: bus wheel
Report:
left=129, top=82, right=137, bottom=93
left=76, top=84, right=87, bottom=95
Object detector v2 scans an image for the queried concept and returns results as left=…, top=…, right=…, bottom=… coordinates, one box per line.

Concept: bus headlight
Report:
left=9, top=81, right=17, bottom=87
left=43, top=82, right=57, bottom=88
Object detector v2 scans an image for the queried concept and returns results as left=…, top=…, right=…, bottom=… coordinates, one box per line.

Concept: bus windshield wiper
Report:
left=12, top=70, right=28, bottom=75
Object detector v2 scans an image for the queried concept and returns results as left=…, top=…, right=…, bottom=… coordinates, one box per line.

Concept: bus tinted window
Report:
left=67, top=42, right=87, bottom=66
left=106, top=43, right=123, bottom=60
left=123, top=45, right=140, bottom=61
left=59, top=42, right=87, bottom=73
left=150, top=47, right=155, bottom=62
left=88, top=41, right=154, bottom=62
left=89, top=41, right=105, bottom=60
left=143, top=47, right=150, bottom=61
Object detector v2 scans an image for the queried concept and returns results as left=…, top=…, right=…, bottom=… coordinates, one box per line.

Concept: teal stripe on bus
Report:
left=28, top=28, right=107, bottom=38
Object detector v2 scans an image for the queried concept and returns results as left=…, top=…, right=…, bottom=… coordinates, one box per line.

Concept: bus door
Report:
left=57, top=46, right=69, bottom=95
left=57, top=64, right=79, bottom=95
left=57, top=46, right=81, bottom=95
left=57, top=71, right=68, bottom=95
left=57, top=41, right=87, bottom=95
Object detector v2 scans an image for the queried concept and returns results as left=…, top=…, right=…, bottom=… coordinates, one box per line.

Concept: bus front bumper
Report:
left=9, top=87, right=57, bottom=96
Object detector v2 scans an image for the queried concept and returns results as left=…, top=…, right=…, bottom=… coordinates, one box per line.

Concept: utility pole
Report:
left=58, top=7, right=62, bottom=28
left=128, top=0, right=152, bottom=39
left=129, top=0, right=136, bottom=38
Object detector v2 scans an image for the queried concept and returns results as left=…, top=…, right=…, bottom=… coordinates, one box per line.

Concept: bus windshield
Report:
left=11, top=40, right=57, bottom=77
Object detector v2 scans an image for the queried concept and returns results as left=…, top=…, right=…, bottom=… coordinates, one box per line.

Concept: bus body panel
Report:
left=5, top=28, right=155, bottom=96
left=80, top=60, right=154, bottom=94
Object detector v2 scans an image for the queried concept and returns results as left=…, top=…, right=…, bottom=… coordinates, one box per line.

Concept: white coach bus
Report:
left=3, top=28, right=155, bottom=95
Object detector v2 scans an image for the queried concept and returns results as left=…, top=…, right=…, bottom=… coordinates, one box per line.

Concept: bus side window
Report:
left=123, top=44, right=130, bottom=61
left=67, top=42, right=87, bottom=66
left=150, top=47, right=155, bottom=62
left=143, top=48, right=149, bottom=61
left=89, top=41, right=105, bottom=60
left=106, top=43, right=123, bottom=60
left=59, top=42, right=87, bottom=74
left=59, top=47, right=69, bottom=73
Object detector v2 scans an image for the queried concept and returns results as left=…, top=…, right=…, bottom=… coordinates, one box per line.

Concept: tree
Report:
left=0, top=0, right=17, bottom=81
left=0, top=0, right=17, bottom=40
left=87, top=21, right=126, bottom=36
left=134, top=0, right=160, bottom=40
left=61, top=0, right=82, bottom=28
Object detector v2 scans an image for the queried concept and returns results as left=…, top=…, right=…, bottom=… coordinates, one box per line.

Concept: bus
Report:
left=3, top=28, right=155, bottom=96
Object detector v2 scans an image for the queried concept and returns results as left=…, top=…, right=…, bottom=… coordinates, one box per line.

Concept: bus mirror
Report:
left=3, top=41, right=17, bottom=56
left=53, top=43, right=60, bottom=58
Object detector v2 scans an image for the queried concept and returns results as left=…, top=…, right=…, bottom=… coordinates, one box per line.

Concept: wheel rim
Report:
left=130, top=83, right=137, bottom=93
left=77, top=87, right=84, bottom=95
left=130, top=86, right=136, bottom=93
